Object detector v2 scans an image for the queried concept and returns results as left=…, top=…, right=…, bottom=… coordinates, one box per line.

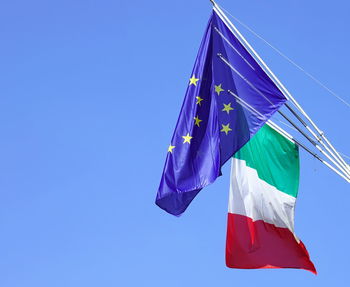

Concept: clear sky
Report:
left=0, top=0, right=349, bottom=286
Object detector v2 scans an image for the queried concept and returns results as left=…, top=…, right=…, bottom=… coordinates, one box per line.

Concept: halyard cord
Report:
left=220, top=4, right=350, bottom=109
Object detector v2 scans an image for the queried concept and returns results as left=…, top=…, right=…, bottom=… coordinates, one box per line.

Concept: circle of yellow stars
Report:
left=168, top=79, right=236, bottom=153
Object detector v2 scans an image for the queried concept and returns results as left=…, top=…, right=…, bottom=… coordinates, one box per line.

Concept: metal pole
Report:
left=226, top=80, right=350, bottom=180
left=212, top=2, right=350, bottom=175
left=278, top=110, right=350, bottom=178
left=228, top=90, right=350, bottom=182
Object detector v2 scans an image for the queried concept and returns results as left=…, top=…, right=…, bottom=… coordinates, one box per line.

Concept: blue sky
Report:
left=0, top=0, right=349, bottom=286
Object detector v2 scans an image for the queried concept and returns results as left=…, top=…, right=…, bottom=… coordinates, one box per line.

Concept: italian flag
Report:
left=226, top=124, right=316, bottom=274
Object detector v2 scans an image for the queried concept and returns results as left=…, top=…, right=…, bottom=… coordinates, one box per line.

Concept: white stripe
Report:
left=229, top=158, right=296, bottom=232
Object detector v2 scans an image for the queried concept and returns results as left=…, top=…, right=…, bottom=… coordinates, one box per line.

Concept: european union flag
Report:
left=156, top=10, right=287, bottom=216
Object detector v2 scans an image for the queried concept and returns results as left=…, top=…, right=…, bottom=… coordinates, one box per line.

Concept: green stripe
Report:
left=234, top=125, right=299, bottom=198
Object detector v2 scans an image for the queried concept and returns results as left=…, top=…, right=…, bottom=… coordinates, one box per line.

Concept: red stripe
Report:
left=226, top=213, right=316, bottom=274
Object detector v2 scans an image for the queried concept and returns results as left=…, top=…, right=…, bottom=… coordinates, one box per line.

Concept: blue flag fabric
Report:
left=156, top=10, right=287, bottom=216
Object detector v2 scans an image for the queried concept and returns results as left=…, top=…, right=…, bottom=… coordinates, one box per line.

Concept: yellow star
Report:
left=215, top=84, right=224, bottom=95
left=194, top=115, right=202, bottom=127
left=222, top=102, right=234, bottom=114
left=168, top=145, right=175, bottom=153
left=196, top=96, right=204, bottom=106
left=221, top=123, right=232, bottom=135
left=182, top=133, right=193, bottom=144
left=189, top=75, right=199, bottom=86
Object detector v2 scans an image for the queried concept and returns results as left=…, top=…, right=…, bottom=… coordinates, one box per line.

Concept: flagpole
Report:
left=210, top=0, right=350, bottom=176
left=268, top=121, right=350, bottom=183
left=227, top=89, right=350, bottom=181
left=227, top=86, right=350, bottom=181
left=277, top=109, right=350, bottom=179
left=229, top=86, right=350, bottom=182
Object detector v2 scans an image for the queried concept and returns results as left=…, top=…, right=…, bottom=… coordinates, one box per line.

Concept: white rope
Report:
left=220, top=6, right=350, bottom=109
left=340, top=152, right=350, bottom=160
left=276, top=120, right=298, bottom=132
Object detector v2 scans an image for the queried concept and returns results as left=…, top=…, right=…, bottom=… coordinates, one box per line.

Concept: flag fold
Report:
left=156, top=10, right=287, bottom=216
